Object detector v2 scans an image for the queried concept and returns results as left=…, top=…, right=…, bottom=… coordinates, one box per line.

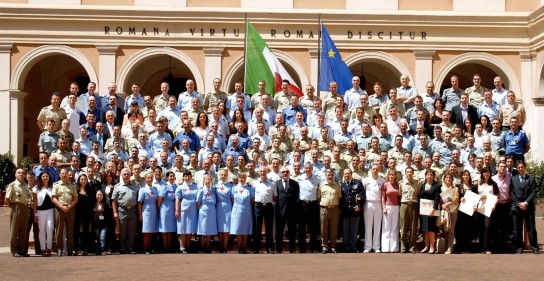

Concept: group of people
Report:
left=5, top=73, right=539, bottom=257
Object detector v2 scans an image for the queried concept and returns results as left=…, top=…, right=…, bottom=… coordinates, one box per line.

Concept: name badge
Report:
left=99, top=215, right=104, bottom=220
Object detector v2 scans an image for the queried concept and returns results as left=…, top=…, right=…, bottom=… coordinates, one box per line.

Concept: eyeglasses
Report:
left=281, top=171, right=289, bottom=174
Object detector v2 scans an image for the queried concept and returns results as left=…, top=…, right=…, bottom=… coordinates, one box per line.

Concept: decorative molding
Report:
left=96, top=45, right=119, bottom=55
left=533, top=97, right=544, bottom=106
left=10, top=45, right=98, bottom=90
left=413, top=50, right=436, bottom=60
left=308, top=48, right=319, bottom=59
left=9, top=90, right=28, bottom=100
left=0, top=43, right=13, bottom=54
left=202, top=47, right=225, bottom=57
left=519, top=51, right=537, bottom=61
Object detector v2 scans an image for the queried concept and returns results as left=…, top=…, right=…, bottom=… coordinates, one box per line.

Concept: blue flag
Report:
left=319, top=24, right=353, bottom=95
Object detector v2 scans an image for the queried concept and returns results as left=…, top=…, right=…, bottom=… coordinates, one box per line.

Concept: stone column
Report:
left=9, top=90, right=28, bottom=164
left=0, top=44, right=13, bottom=157
left=96, top=45, right=119, bottom=95
left=203, top=47, right=224, bottom=94
left=308, top=48, right=320, bottom=97
left=520, top=51, right=542, bottom=160
left=413, top=50, right=436, bottom=93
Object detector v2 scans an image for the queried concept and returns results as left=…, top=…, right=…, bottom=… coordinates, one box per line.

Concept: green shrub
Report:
left=0, top=153, right=17, bottom=192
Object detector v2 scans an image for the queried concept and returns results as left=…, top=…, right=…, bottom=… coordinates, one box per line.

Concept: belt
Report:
left=321, top=205, right=337, bottom=209
left=498, top=200, right=510, bottom=204
left=120, top=205, right=134, bottom=210
left=301, top=200, right=317, bottom=204
left=255, top=202, right=272, bottom=206
left=401, top=202, right=417, bottom=205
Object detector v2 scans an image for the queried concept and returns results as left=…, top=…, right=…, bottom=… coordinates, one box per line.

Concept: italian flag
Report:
left=245, top=22, right=303, bottom=97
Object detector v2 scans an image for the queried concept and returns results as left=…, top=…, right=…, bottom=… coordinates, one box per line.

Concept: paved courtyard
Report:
left=1, top=206, right=543, bottom=280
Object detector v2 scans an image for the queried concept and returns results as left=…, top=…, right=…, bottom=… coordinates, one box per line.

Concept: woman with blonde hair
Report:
left=381, top=169, right=401, bottom=253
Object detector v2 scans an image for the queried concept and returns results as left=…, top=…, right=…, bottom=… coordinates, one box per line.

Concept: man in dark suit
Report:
left=450, top=93, right=479, bottom=131
left=90, top=121, right=110, bottom=153
left=275, top=167, right=300, bottom=253
left=101, top=95, right=125, bottom=127
left=509, top=160, right=539, bottom=254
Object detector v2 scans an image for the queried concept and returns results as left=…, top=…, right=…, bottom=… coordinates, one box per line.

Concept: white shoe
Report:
left=375, top=250, right=381, bottom=253
left=363, top=250, right=370, bottom=253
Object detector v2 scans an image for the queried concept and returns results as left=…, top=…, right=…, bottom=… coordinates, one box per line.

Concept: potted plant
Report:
left=0, top=152, right=17, bottom=206
left=525, top=155, right=544, bottom=217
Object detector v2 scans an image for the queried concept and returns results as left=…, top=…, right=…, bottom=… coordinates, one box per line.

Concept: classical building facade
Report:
left=1, top=0, right=544, bottom=163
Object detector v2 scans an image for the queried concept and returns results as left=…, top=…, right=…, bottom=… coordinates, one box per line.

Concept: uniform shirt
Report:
left=465, top=86, right=487, bottom=108
left=169, top=166, right=186, bottom=185
left=492, top=87, right=508, bottom=106
left=156, top=107, right=181, bottom=130
left=253, top=178, right=277, bottom=203
left=112, top=181, right=140, bottom=208
left=297, top=173, right=320, bottom=201
left=344, top=87, right=367, bottom=111
left=379, top=101, right=406, bottom=119
left=368, top=94, right=389, bottom=109
left=198, top=146, right=220, bottom=165
left=124, top=94, right=144, bottom=112
left=38, top=131, right=60, bottom=154
left=489, top=130, right=505, bottom=151
left=203, top=91, right=228, bottom=113
left=177, top=91, right=201, bottom=111
left=174, top=130, right=200, bottom=152
left=300, top=95, right=318, bottom=113
left=63, top=105, right=83, bottom=139
left=412, top=145, right=432, bottom=159
left=5, top=180, right=32, bottom=205
left=274, top=92, right=294, bottom=113
left=399, top=178, right=421, bottom=203
left=397, top=86, right=418, bottom=110
left=77, top=92, right=103, bottom=113
left=422, top=93, right=439, bottom=113
left=282, top=105, right=307, bottom=126
left=37, top=105, right=67, bottom=132
left=247, top=119, right=271, bottom=136
left=333, top=131, right=352, bottom=149
left=442, top=87, right=464, bottom=111
left=222, top=146, right=248, bottom=166
left=363, top=176, right=385, bottom=201
left=251, top=93, right=273, bottom=110
left=227, top=93, right=252, bottom=112
left=318, top=181, right=341, bottom=207
left=51, top=149, right=72, bottom=164
left=347, top=118, right=365, bottom=137
left=153, top=94, right=169, bottom=112
left=500, top=103, right=526, bottom=127
left=503, top=129, right=530, bottom=155
left=354, top=134, right=372, bottom=151
left=51, top=181, right=77, bottom=206
left=149, top=131, right=172, bottom=152
left=478, top=100, right=500, bottom=120
left=322, top=93, right=338, bottom=114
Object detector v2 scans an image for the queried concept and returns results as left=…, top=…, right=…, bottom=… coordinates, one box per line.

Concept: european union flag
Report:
left=319, top=24, right=353, bottom=96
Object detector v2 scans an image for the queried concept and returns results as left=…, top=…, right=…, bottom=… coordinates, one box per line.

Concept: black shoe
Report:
left=331, top=248, right=337, bottom=254
left=67, top=252, right=73, bottom=256
left=533, top=249, right=540, bottom=255
left=130, top=251, right=138, bottom=254
left=20, top=253, right=30, bottom=257
left=516, top=248, right=523, bottom=254
left=82, top=251, right=88, bottom=256
left=322, top=249, right=328, bottom=254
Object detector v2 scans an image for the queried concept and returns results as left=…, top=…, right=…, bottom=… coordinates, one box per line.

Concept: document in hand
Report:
left=476, top=193, right=498, bottom=217
left=420, top=199, right=440, bottom=216
left=440, top=188, right=458, bottom=212
left=459, top=190, right=480, bottom=216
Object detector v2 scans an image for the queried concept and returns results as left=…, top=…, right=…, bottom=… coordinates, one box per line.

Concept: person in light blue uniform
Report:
left=215, top=169, right=233, bottom=253
left=230, top=172, right=254, bottom=253
left=197, top=174, right=218, bottom=253
left=175, top=171, right=199, bottom=254
left=137, top=172, right=159, bottom=254
left=158, top=171, right=177, bottom=253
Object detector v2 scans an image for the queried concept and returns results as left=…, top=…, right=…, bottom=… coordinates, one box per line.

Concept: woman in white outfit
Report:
left=362, top=164, right=385, bottom=253
left=33, top=171, right=55, bottom=257
left=381, top=170, right=401, bottom=253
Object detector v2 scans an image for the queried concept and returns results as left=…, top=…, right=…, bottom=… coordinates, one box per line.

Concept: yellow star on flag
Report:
left=328, top=49, right=336, bottom=58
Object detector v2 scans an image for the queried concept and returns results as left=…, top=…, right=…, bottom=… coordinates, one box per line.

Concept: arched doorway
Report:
left=344, top=51, right=411, bottom=94
left=122, top=55, right=195, bottom=98
left=438, top=63, right=505, bottom=94
left=22, top=55, right=90, bottom=159
left=117, top=47, right=204, bottom=98
left=10, top=45, right=97, bottom=160
left=434, top=52, right=520, bottom=96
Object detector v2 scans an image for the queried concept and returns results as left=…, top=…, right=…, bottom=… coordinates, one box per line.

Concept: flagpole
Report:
left=243, top=13, right=248, bottom=94
left=316, top=14, right=321, bottom=98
